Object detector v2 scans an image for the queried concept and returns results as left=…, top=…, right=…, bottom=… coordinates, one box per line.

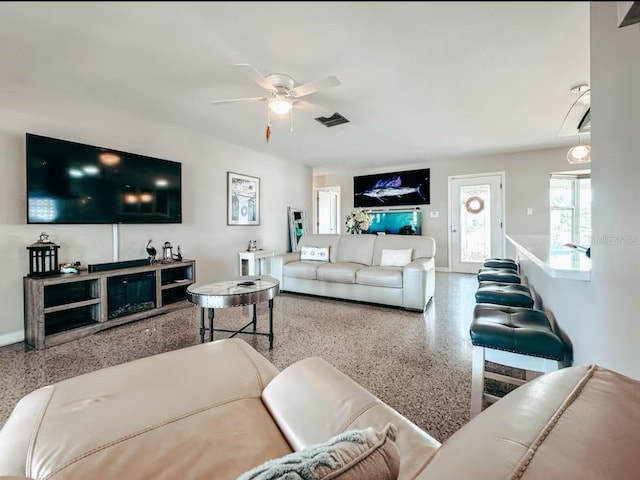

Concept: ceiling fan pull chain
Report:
left=266, top=104, right=271, bottom=143
left=290, top=108, right=294, bottom=133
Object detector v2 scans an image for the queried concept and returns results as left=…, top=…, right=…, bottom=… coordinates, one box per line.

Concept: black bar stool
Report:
left=475, top=281, right=534, bottom=308
left=477, top=268, right=521, bottom=284
left=483, top=258, right=518, bottom=271
left=470, top=303, right=572, bottom=416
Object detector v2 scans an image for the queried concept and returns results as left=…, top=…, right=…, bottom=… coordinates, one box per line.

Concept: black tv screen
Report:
left=26, top=133, right=182, bottom=224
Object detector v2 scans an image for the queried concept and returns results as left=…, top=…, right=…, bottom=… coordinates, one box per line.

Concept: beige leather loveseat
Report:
left=1, top=338, right=638, bottom=479
left=271, top=234, right=436, bottom=311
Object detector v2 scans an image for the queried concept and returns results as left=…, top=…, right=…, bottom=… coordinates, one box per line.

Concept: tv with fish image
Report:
left=354, top=168, right=430, bottom=207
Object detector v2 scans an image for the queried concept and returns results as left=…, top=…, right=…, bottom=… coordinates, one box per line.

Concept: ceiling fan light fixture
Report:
left=567, top=144, right=591, bottom=164
left=268, top=97, right=292, bottom=115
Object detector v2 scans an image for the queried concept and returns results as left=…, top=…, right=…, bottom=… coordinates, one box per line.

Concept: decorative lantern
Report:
left=27, top=232, right=60, bottom=277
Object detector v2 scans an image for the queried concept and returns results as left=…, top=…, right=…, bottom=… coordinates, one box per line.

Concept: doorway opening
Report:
left=313, top=186, right=341, bottom=234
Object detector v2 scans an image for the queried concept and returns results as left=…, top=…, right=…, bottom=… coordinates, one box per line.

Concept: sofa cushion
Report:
left=317, top=263, right=363, bottom=284
left=300, top=246, right=330, bottom=262
left=0, top=339, right=291, bottom=480
left=298, top=234, right=342, bottom=263
left=336, top=235, right=376, bottom=266
left=380, top=249, right=413, bottom=267
left=356, top=267, right=403, bottom=288
left=262, top=357, right=441, bottom=479
left=372, top=235, right=435, bottom=265
left=284, top=261, right=320, bottom=280
left=237, top=423, right=400, bottom=480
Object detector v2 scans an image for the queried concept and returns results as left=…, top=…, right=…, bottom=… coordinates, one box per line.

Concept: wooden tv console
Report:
left=23, top=259, right=196, bottom=349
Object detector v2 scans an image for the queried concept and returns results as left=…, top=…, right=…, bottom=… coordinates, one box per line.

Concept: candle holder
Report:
left=27, top=232, right=60, bottom=277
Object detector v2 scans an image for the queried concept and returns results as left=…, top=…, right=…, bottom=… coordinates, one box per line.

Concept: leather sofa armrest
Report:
left=403, top=257, right=434, bottom=272
left=271, top=252, right=301, bottom=283
left=0, top=387, right=55, bottom=478
left=402, top=258, right=435, bottom=310
left=415, top=365, right=640, bottom=479
left=262, top=357, right=440, bottom=480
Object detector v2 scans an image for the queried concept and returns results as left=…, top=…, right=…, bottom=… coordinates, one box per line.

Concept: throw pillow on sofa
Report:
left=380, top=249, right=413, bottom=267
left=237, top=423, right=400, bottom=480
left=300, top=246, right=330, bottom=262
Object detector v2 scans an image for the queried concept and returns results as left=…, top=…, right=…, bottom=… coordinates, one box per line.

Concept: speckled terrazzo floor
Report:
left=1, top=271, right=486, bottom=442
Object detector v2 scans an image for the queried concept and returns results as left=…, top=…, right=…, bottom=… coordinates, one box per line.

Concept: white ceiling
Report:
left=0, top=2, right=590, bottom=171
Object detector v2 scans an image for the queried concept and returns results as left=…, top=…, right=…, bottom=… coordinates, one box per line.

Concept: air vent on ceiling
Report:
left=618, top=1, right=640, bottom=27
left=315, top=113, right=350, bottom=128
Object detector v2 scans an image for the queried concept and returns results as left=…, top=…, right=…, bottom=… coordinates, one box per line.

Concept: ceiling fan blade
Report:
left=558, top=89, right=591, bottom=137
left=292, top=75, right=340, bottom=98
left=292, top=99, right=316, bottom=111
left=234, top=64, right=277, bottom=93
left=210, top=97, right=266, bottom=105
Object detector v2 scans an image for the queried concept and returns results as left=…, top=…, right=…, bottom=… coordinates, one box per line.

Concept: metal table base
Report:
left=187, top=276, right=279, bottom=350
left=199, top=299, right=274, bottom=349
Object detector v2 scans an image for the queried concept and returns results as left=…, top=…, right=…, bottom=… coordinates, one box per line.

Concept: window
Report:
left=550, top=172, right=591, bottom=250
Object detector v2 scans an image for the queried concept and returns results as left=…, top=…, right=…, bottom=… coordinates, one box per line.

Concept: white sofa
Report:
left=271, top=234, right=436, bottom=311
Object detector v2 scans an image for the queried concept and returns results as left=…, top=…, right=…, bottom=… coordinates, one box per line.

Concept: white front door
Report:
left=450, top=174, right=504, bottom=273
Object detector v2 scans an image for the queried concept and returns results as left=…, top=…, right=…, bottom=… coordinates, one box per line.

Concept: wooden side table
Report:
left=237, top=250, right=275, bottom=276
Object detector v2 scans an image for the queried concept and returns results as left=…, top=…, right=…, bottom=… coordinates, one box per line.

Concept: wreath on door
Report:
left=465, top=196, right=485, bottom=214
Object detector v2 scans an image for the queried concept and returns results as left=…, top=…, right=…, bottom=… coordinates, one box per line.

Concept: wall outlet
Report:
left=430, top=211, right=439, bottom=218
left=527, top=208, right=533, bottom=215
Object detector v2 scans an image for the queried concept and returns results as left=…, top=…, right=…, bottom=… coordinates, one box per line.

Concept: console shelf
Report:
left=44, top=298, right=102, bottom=314
left=24, top=259, right=196, bottom=349
left=160, top=280, right=194, bottom=290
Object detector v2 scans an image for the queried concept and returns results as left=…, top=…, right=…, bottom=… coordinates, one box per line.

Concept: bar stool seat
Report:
left=469, top=303, right=572, bottom=417
left=477, top=268, right=521, bottom=284
left=475, top=281, right=534, bottom=308
left=470, top=304, right=568, bottom=360
left=483, top=258, right=518, bottom=271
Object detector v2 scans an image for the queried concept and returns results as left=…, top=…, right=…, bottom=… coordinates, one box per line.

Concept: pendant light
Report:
left=567, top=135, right=591, bottom=164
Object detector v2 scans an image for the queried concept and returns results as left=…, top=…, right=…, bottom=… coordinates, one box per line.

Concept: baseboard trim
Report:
left=435, top=267, right=451, bottom=272
left=0, top=330, right=25, bottom=347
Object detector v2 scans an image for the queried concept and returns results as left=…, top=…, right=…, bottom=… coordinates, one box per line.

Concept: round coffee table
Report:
left=186, top=275, right=279, bottom=349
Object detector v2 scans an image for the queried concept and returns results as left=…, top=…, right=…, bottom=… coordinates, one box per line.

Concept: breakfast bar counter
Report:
left=506, top=234, right=591, bottom=281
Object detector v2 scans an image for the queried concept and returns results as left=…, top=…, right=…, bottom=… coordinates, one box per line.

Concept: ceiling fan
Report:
left=210, top=64, right=340, bottom=140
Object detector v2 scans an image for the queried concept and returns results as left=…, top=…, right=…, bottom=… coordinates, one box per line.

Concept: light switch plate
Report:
left=527, top=208, right=533, bottom=215
left=430, top=211, right=439, bottom=218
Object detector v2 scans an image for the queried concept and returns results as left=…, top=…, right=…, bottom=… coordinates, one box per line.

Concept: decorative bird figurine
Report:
left=146, top=239, right=157, bottom=263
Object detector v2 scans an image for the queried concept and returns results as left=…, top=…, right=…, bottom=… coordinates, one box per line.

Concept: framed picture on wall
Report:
left=354, top=168, right=430, bottom=207
left=227, top=172, right=260, bottom=225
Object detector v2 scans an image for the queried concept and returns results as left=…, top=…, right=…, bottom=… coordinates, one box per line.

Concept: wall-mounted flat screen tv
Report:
left=26, top=133, right=182, bottom=224
left=354, top=168, right=430, bottom=208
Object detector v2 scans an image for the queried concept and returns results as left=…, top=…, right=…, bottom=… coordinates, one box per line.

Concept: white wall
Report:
left=314, top=147, right=584, bottom=268
left=0, top=94, right=311, bottom=341
left=587, top=2, right=640, bottom=377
